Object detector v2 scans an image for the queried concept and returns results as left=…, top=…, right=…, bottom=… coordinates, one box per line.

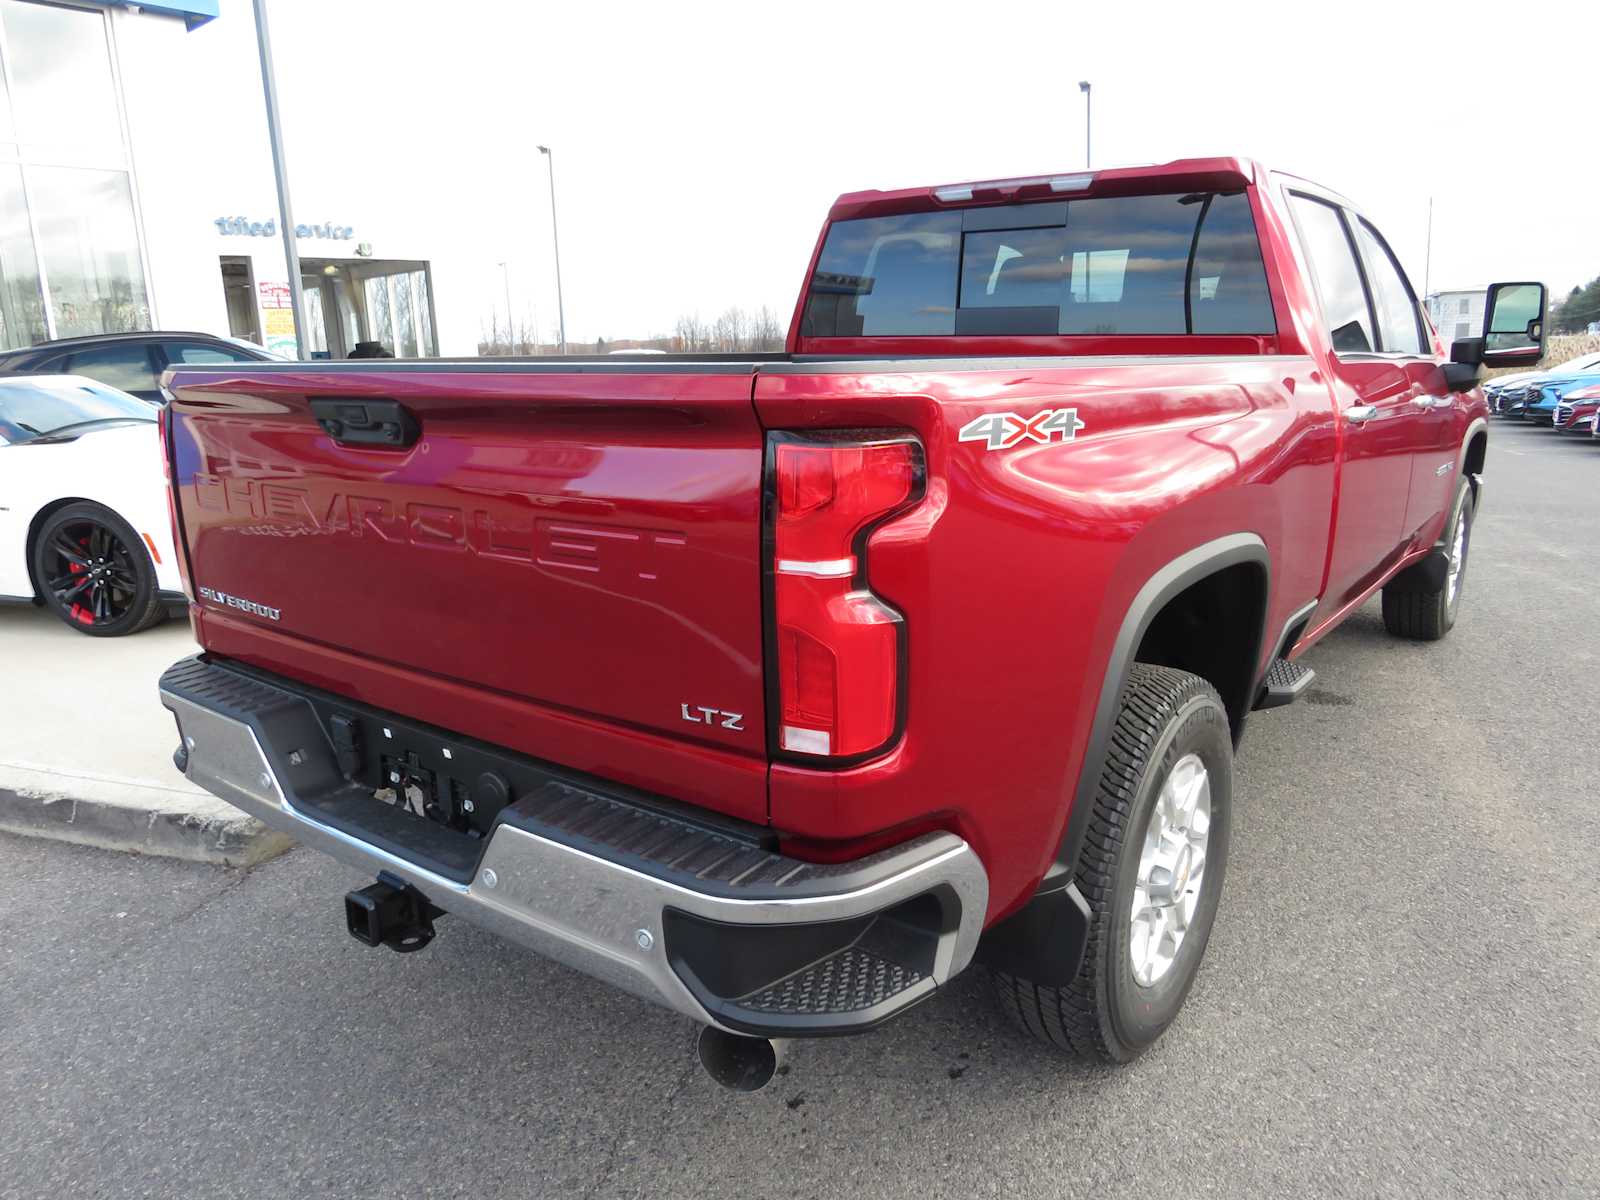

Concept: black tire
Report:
left=1381, top=477, right=1475, bottom=642
left=31, top=502, right=165, bottom=637
left=993, top=664, right=1232, bottom=1062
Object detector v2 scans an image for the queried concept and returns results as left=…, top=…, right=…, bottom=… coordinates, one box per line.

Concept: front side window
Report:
left=801, top=192, right=1275, bottom=339
left=1354, top=220, right=1424, bottom=355
left=1289, top=195, right=1373, bottom=354
left=63, top=342, right=158, bottom=394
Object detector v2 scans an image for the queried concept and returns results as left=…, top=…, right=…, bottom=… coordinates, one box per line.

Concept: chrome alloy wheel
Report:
left=1130, top=752, right=1211, bottom=987
left=1447, top=503, right=1469, bottom=608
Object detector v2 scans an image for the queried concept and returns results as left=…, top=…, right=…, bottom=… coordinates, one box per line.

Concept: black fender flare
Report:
left=1457, top=416, right=1488, bottom=503
left=1053, top=532, right=1270, bottom=880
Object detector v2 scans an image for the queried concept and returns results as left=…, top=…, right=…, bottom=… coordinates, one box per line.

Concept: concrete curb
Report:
left=0, top=763, right=294, bottom=867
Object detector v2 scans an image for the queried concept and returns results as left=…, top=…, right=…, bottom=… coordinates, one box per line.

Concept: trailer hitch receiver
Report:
left=344, top=871, right=444, bottom=953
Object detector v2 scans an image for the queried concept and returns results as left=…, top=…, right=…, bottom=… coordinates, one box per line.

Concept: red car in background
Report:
left=1554, top=384, right=1600, bottom=434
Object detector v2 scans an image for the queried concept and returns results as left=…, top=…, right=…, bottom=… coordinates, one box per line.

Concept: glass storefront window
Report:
left=393, top=272, right=418, bottom=356
left=0, top=163, right=46, bottom=346
left=411, top=271, right=434, bottom=356
left=299, top=281, right=329, bottom=356
left=0, top=3, right=151, bottom=344
left=29, top=165, right=151, bottom=337
left=0, top=37, right=13, bottom=142
left=0, top=1, right=122, bottom=149
left=365, top=274, right=393, bottom=351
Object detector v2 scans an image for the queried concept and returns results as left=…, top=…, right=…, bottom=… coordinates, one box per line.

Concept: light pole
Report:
left=1423, top=196, right=1434, bottom=300
left=1078, top=80, right=1092, bottom=169
left=537, top=145, right=567, bottom=354
left=251, top=0, right=306, bottom=356
left=498, top=260, right=514, bottom=353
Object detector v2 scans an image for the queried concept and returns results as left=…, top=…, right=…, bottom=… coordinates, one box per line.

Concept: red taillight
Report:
left=771, top=436, right=919, bottom=760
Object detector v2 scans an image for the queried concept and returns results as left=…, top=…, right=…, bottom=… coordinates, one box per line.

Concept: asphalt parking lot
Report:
left=2, top=419, right=1597, bottom=1200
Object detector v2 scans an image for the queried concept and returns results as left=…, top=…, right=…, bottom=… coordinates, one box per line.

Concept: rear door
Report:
left=1288, top=192, right=1424, bottom=610
left=1349, top=215, right=1455, bottom=545
left=166, top=363, right=770, bottom=821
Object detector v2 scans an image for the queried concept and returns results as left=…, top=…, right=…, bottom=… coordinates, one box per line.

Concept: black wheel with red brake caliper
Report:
left=31, top=502, right=164, bottom=637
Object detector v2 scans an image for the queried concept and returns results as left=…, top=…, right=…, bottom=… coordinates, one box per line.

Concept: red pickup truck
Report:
left=157, top=158, right=1545, bottom=1087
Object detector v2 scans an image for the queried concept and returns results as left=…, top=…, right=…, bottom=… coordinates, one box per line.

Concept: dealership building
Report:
left=1, top=0, right=468, bottom=358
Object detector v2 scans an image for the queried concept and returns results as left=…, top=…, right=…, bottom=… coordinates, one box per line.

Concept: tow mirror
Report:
left=1481, top=281, right=1546, bottom=367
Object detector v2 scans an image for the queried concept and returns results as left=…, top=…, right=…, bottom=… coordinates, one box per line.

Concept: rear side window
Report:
left=800, top=191, right=1275, bottom=338
left=62, top=342, right=159, bottom=394
left=1288, top=195, right=1374, bottom=355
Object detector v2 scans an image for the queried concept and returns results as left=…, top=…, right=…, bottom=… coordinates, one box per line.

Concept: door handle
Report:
left=1345, top=404, right=1378, bottom=423
left=1411, top=396, right=1434, bottom=410
left=310, top=398, right=420, bottom=449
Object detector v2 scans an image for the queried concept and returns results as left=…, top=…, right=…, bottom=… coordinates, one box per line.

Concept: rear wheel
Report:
left=1381, top=477, right=1474, bottom=642
left=31, top=502, right=164, bottom=637
left=992, top=664, right=1232, bottom=1061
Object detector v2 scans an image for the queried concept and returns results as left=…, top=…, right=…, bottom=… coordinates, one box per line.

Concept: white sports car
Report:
left=0, top=375, right=183, bottom=636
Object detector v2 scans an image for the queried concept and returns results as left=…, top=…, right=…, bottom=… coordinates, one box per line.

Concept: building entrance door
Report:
left=218, top=257, right=262, bottom=345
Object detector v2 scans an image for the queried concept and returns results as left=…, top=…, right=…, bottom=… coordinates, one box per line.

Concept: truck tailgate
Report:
left=165, top=364, right=768, bottom=822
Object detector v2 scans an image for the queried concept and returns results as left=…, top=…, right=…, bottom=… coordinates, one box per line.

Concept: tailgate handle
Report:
left=311, top=398, right=419, bottom=449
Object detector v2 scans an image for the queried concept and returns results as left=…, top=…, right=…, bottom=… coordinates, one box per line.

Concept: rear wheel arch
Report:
left=1053, top=533, right=1269, bottom=880
left=24, top=496, right=97, bottom=600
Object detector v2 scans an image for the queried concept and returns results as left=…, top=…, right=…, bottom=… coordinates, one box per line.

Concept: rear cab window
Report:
left=800, top=191, right=1276, bottom=341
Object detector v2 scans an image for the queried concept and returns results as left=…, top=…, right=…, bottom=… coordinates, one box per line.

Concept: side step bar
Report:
left=1253, top=657, right=1315, bottom=710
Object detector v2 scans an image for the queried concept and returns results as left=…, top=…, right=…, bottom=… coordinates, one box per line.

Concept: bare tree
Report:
left=750, top=305, right=784, bottom=350
left=479, top=312, right=511, bottom=356
left=711, top=306, right=748, bottom=352
left=675, top=312, right=709, bottom=352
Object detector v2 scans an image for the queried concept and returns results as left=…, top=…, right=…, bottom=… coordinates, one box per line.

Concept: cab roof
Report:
left=827, top=156, right=1265, bottom=222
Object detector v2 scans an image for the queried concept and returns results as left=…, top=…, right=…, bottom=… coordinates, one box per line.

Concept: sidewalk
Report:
left=0, top=605, right=291, bottom=865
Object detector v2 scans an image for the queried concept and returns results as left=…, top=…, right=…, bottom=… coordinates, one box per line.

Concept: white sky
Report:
left=206, top=0, right=1599, bottom=343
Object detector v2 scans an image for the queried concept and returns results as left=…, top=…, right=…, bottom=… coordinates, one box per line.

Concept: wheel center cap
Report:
left=1155, top=844, right=1193, bottom=906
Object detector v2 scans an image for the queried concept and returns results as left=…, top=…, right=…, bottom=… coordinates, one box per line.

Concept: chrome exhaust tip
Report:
left=695, top=1027, right=783, bottom=1092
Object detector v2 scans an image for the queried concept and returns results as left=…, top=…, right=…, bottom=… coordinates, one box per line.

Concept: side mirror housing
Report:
left=1480, top=281, right=1546, bottom=368
left=1442, top=337, right=1483, bottom=392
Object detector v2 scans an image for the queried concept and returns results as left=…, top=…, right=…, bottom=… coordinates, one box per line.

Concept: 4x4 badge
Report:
left=958, top=407, right=1086, bottom=451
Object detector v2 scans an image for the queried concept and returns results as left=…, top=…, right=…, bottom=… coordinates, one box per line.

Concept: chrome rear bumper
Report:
left=159, top=656, right=988, bottom=1036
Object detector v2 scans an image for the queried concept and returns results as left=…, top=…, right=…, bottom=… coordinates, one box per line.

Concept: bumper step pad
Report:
left=1254, top=657, right=1315, bottom=710
left=743, top=946, right=924, bottom=1015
